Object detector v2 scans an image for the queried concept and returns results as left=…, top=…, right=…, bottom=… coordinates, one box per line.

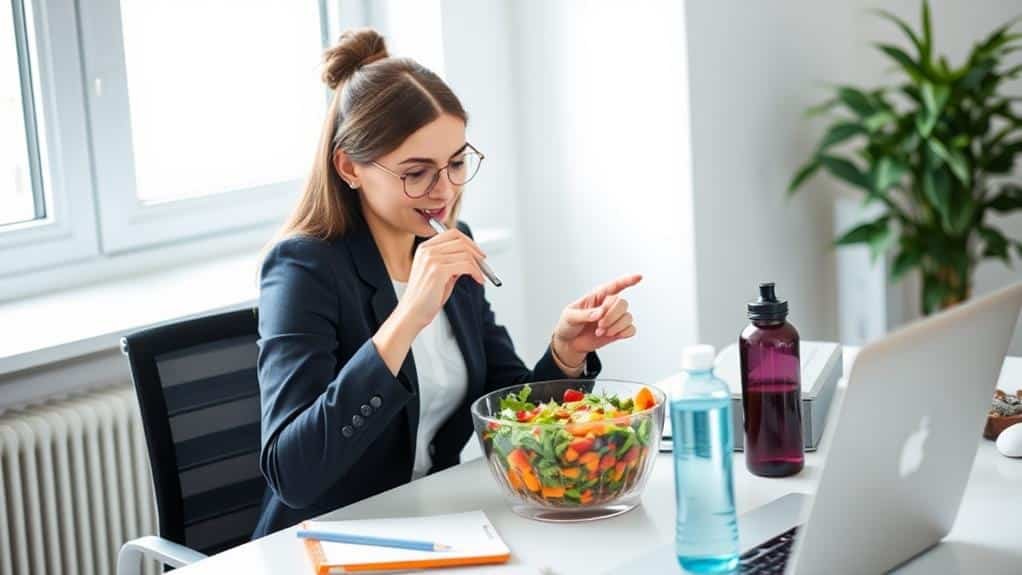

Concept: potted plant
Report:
left=789, top=1, right=1022, bottom=314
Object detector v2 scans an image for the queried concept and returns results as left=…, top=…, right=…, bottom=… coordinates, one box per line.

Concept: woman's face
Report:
left=351, top=113, right=467, bottom=238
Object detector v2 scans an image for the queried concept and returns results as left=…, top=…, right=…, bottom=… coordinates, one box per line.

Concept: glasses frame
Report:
left=370, top=143, right=485, bottom=199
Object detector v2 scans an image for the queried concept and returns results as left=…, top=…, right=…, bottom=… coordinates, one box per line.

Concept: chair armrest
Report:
left=117, top=536, right=207, bottom=575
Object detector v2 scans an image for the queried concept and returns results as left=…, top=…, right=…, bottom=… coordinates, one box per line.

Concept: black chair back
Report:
left=122, top=308, right=264, bottom=555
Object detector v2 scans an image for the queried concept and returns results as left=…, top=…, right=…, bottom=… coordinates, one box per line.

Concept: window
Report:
left=81, top=0, right=327, bottom=252
left=1, top=0, right=40, bottom=227
left=1, top=0, right=344, bottom=288
left=119, top=2, right=325, bottom=205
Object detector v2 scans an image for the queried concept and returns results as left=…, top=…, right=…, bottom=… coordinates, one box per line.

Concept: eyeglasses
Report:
left=370, top=143, right=485, bottom=199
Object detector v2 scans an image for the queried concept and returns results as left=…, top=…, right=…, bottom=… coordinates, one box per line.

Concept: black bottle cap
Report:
left=748, top=282, right=788, bottom=321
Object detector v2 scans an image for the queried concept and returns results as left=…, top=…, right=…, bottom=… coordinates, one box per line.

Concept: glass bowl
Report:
left=470, top=378, right=666, bottom=522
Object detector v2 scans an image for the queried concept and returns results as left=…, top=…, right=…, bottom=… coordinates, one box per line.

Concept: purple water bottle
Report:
left=739, top=282, right=804, bottom=477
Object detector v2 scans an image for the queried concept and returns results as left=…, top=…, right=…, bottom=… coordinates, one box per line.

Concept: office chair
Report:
left=117, top=308, right=264, bottom=574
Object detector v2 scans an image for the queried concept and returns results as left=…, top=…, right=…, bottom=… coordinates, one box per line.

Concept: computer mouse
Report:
left=995, top=422, right=1022, bottom=457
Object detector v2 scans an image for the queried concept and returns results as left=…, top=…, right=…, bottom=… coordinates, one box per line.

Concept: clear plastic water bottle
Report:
left=672, top=345, right=739, bottom=573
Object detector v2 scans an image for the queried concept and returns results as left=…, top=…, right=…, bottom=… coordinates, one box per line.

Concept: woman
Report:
left=254, top=28, right=641, bottom=536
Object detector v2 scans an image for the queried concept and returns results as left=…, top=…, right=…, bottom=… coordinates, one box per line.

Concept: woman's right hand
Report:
left=373, top=229, right=486, bottom=376
left=396, top=228, right=487, bottom=330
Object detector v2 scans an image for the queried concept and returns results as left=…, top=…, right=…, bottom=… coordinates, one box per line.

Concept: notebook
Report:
left=301, top=510, right=511, bottom=573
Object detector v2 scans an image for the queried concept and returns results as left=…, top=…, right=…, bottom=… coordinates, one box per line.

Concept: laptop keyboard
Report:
left=738, top=525, right=801, bottom=574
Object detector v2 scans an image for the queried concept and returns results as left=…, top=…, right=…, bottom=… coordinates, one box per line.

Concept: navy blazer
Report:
left=252, top=219, right=600, bottom=537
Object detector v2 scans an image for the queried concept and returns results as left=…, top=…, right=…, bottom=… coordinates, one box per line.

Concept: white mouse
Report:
left=996, top=422, right=1022, bottom=457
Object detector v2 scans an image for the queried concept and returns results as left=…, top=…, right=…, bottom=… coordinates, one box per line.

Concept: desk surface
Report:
left=175, top=350, right=1022, bottom=575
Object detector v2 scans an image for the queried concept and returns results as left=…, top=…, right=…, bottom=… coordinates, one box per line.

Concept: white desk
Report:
left=175, top=349, right=1022, bottom=574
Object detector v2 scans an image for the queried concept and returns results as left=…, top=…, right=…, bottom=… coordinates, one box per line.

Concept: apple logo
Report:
left=899, top=415, right=931, bottom=478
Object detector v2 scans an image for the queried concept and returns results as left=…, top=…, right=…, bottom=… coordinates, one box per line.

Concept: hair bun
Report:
left=322, top=28, right=388, bottom=90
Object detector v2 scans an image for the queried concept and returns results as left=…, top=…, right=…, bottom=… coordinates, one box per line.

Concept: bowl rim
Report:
left=469, top=377, right=666, bottom=427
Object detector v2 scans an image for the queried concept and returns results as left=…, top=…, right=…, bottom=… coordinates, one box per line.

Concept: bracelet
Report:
left=550, top=336, right=586, bottom=372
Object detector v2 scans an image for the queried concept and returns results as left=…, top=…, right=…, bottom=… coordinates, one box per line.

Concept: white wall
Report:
left=440, top=0, right=529, bottom=356
left=684, top=0, right=864, bottom=350
left=507, top=0, right=700, bottom=381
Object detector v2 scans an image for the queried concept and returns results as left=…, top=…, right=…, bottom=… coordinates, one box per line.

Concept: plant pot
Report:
left=984, top=390, right=1022, bottom=440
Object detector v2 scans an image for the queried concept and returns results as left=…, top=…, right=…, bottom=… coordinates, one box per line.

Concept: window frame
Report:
left=0, top=0, right=101, bottom=277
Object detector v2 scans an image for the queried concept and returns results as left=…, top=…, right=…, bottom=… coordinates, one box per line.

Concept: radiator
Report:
left=0, top=386, right=159, bottom=575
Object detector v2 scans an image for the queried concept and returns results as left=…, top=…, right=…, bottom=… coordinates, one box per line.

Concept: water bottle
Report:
left=672, top=345, right=739, bottom=573
left=739, top=282, right=804, bottom=477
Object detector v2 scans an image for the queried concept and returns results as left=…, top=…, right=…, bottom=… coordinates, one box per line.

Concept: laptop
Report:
left=620, top=281, right=1022, bottom=574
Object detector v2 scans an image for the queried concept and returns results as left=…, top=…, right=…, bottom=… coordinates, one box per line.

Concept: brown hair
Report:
left=273, top=28, right=468, bottom=244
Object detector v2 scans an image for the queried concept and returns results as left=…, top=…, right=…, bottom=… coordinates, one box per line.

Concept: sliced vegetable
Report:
left=563, top=389, right=585, bottom=402
left=634, top=387, right=655, bottom=411
left=569, top=437, right=595, bottom=454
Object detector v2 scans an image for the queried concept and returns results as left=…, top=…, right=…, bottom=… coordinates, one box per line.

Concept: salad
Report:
left=480, top=384, right=659, bottom=506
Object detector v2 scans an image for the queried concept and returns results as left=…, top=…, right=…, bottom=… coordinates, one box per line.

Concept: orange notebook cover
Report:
left=301, top=510, right=511, bottom=573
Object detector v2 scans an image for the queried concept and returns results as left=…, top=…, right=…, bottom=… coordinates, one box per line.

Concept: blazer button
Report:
left=360, top=404, right=373, bottom=417
left=341, top=425, right=354, bottom=438
left=369, top=395, right=383, bottom=409
left=352, top=414, right=365, bottom=428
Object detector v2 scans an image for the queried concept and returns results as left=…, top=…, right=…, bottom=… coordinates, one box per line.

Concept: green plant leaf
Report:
left=820, top=155, right=872, bottom=192
left=864, top=111, right=897, bottom=132
left=915, top=109, right=938, bottom=138
left=921, top=0, right=933, bottom=65
left=875, top=9, right=925, bottom=60
left=988, top=184, right=1022, bottom=212
left=953, top=199, right=977, bottom=235
left=983, top=140, right=1022, bottom=174
left=871, top=156, right=907, bottom=194
left=876, top=43, right=926, bottom=82
left=938, top=55, right=955, bottom=77
left=835, top=216, right=894, bottom=262
left=979, top=226, right=1011, bottom=263
left=837, top=86, right=875, bottom=117
left=972, top=18, right=1021, bottom=54
left=819, top=122, right=866, bottom=151
left=950, top=133, right=969, bottom=149
left=890, top=247, right=923, bottom=281
left=972, top=15, right=1021, bottom=60
left=977, top=30, right=1022, bottom=60
left=805, top=97, right=839, bottom=117
left=920, top=82, right=950, bottom=116
left=788, top=159, right=821, bottom=195
left=834, top=217, right=889, bottom=246
left=960, top=58, right=996, bottom=91
left=922, top=168, right=952, bottom=229
left=898, top=130, right=921, bottom=155
left=901, top=84, right=923, bottom=105
left=927, top=139, right=970, bottom=185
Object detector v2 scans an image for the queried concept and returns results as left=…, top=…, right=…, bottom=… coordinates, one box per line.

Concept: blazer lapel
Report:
left=345, top=223, right=420, bottom=449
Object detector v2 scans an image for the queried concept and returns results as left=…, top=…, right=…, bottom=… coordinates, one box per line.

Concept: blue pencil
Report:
left=296, top=529, right=451, bottom=552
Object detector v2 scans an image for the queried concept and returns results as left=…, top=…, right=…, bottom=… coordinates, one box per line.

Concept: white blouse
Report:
left=391, top=280, right=469, bottom=480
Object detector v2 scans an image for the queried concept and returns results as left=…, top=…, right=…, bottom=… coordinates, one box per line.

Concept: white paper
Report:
left=306, top=510, right=509, bottom=567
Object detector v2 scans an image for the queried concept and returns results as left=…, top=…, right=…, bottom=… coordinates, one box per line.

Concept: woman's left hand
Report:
left=551, top=274, right=643, bottom=367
